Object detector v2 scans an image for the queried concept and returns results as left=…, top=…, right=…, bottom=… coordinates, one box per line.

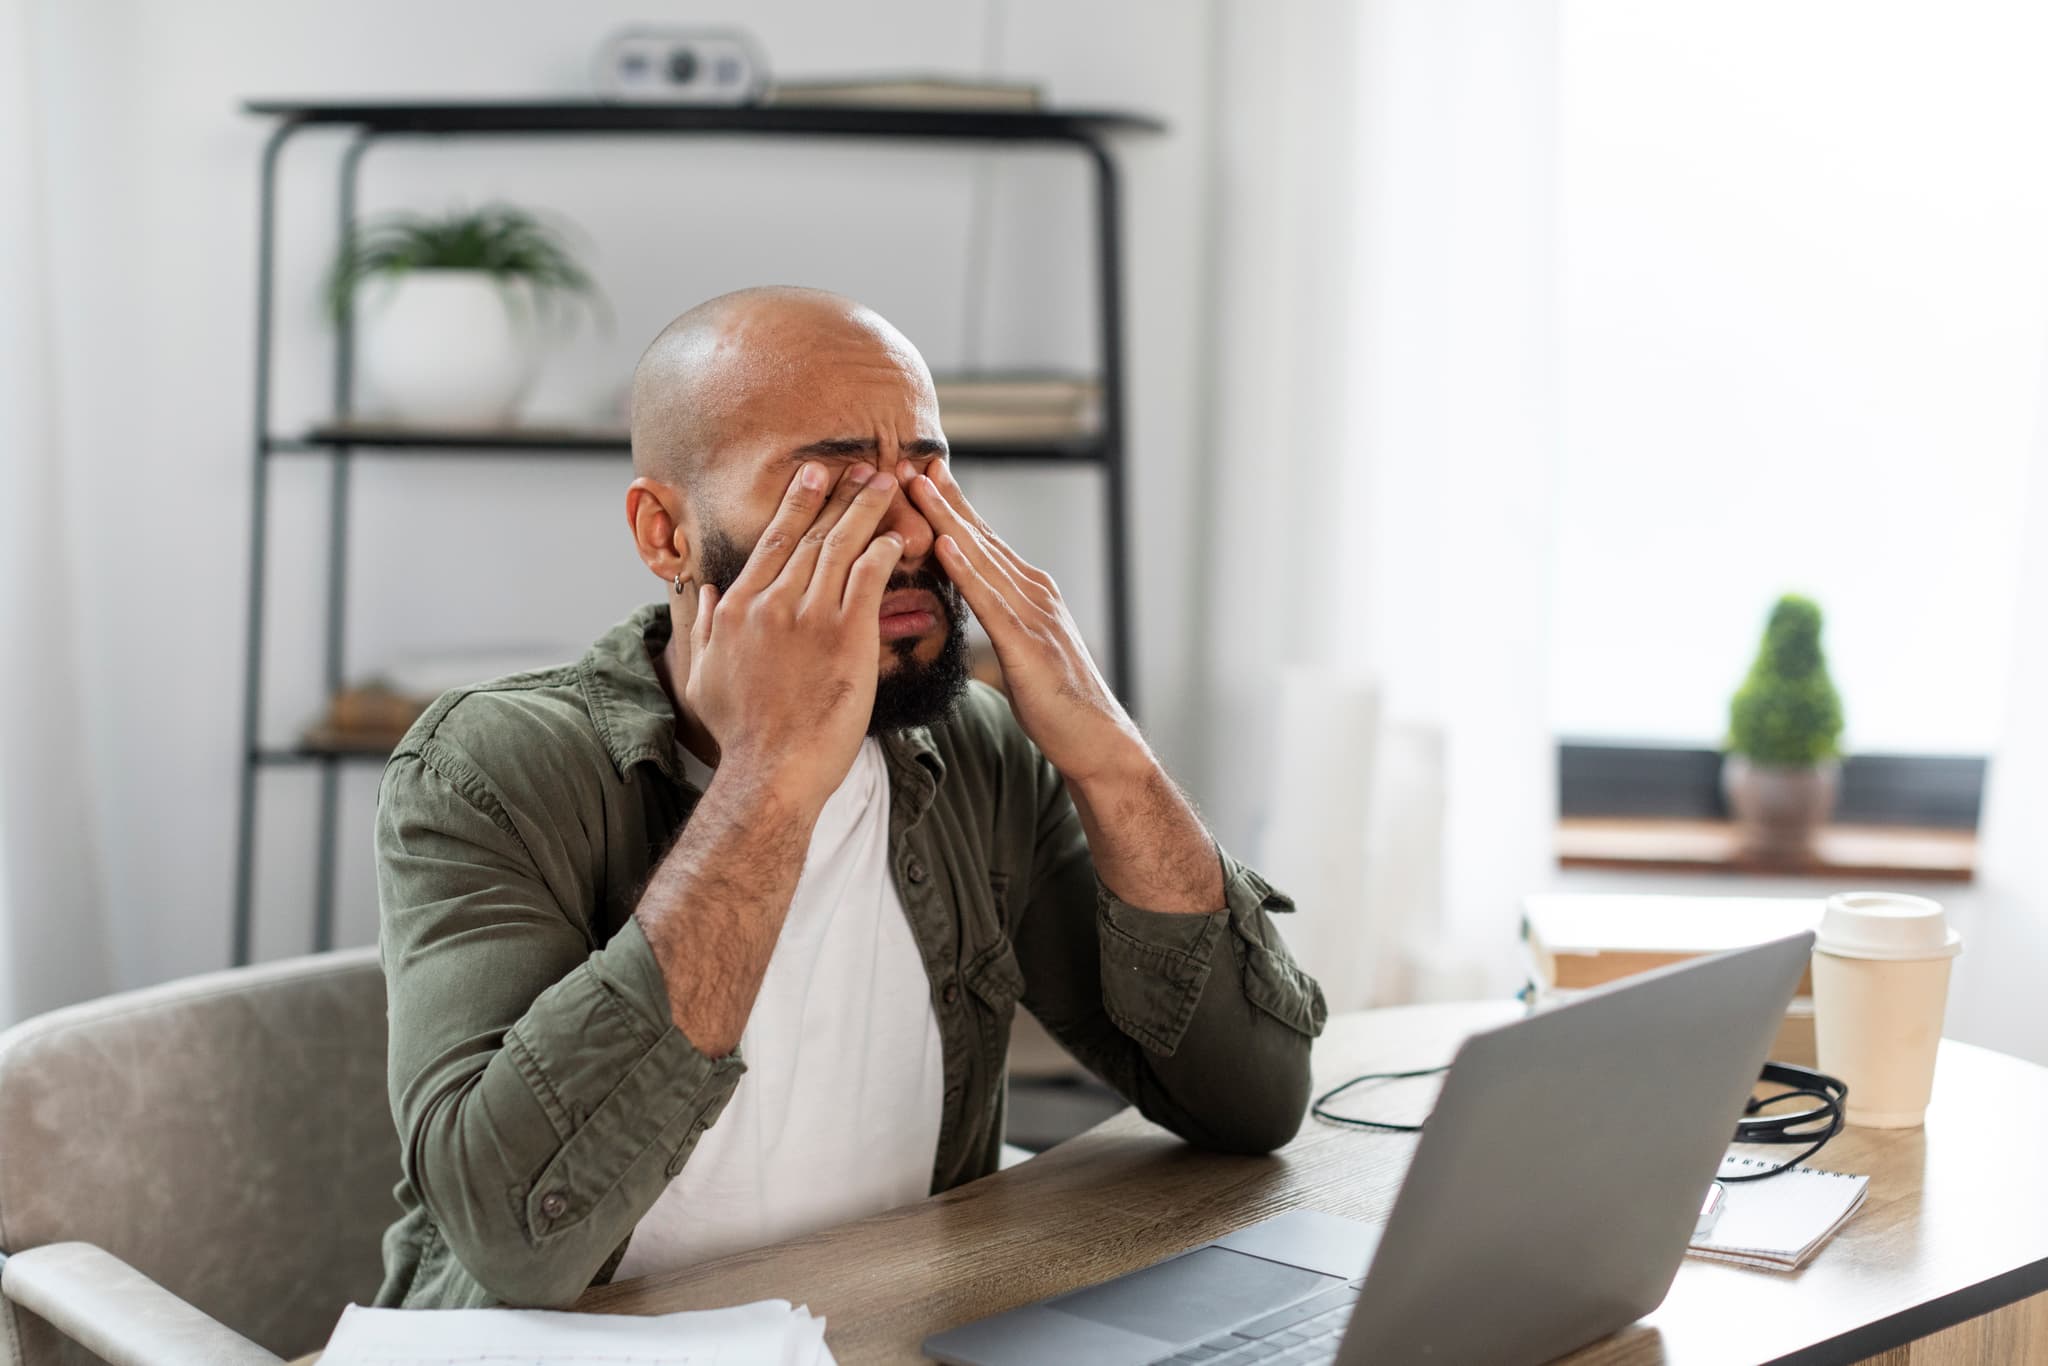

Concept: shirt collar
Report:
left=579, top=602, right=688, bottom=786
left=579, top=602, right=949, bottom=808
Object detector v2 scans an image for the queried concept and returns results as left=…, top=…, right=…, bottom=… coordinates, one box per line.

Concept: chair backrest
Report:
left=0, top=947, right=392, bottom=1364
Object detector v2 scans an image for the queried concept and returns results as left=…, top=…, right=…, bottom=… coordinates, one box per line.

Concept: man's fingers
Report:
left=776, top=464, right=871, bottom=594
left=917, top=458, right=980, bottom=521
left=808, top=465, right=900, bottom=607
left=919, top=460, right=1008, bottom=547
left=908, top=471, right=1031, bottom=602
left=727, top=462, right=831, bottom=599
left=843, top=531, right=906, bottom=615
left=934, top=532, right=1026, bottom=638
left=919, top=460, right=1049, bottom=585
left=689, top=584, right=718, bottom=663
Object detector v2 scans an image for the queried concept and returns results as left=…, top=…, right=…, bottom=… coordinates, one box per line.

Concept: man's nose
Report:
left=877, top=480, right=935, bottom=565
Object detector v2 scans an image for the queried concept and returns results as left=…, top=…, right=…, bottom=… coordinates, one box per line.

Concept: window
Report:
left=1550, top=3, right=2048, bottom=762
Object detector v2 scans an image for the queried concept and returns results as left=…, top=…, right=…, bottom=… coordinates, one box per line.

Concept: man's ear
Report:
left=626, top=477, right=691, bottom=579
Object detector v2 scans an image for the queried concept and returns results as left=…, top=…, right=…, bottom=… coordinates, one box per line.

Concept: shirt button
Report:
left=665, top=1150, right=687, bottom=1178
left=942, top=982, right=960, bottom=1005
left=907, top=858, right=929, bottom=884
left=539, top=1191, right=568, bottom=1219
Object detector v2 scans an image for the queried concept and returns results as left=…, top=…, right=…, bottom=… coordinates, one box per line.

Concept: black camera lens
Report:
left=667, top=47, right=699, bottom=84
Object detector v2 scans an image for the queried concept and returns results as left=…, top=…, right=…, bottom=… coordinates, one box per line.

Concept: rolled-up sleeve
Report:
left=1011, top=754, right=1328, bottom=1156
left=377, top=746, right=743, bottom=1307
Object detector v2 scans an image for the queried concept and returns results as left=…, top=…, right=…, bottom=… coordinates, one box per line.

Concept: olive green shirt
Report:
left=372, top=602, right=1328, bottom=1310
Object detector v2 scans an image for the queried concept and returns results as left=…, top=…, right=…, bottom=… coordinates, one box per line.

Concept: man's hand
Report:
left=902, top=460, right=1145, bottom=786
left=903, top=459, right=1224, bottom=915
left=687, top=461, right=905, bottom=813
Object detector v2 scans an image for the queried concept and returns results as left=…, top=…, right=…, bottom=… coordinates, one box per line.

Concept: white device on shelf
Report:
left=592, top=28, right=768, bottom=105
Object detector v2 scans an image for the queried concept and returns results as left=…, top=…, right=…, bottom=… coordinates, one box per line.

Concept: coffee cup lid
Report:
left=1817, top=892, right=1962, bottom=961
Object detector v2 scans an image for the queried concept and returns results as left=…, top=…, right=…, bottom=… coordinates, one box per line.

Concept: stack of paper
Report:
left=319, top=1299, right=833, bottom=1365
left=1687, top=1155, right=1870, bottom=1271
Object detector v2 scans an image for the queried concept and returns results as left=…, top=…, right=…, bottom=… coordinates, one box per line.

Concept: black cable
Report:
left=1719, top=1084, right=1846, bottom=1181
left=1310, top=1062, right=1848, bottom=1180
left=1310, top=1065, right=1451, bottom=1133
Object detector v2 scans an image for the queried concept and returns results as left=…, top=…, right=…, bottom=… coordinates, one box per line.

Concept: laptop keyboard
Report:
left=1146, top=1289, right=1360, bottom=1366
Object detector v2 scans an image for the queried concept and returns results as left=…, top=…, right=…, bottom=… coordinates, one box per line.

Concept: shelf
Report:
left=1556, top=816, right=1976, bottom=883
left=235, top=86, right=1149, bottom=964
left=241, top=99, right=1165, bottom=142
left=282, top=422, right=1107, bottom=465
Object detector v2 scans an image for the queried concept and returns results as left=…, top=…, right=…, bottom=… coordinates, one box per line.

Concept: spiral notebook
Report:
left=1686, top=1155, right=1870, bottom=1271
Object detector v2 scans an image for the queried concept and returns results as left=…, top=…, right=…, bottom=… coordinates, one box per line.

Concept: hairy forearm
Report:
left=1067, top=742, right=1225, bottom=915
left=634, top=767, right=817, bottom=1056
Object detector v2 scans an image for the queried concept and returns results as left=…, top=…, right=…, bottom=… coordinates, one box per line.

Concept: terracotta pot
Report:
left=1722, top=755, right=1840, bottom=860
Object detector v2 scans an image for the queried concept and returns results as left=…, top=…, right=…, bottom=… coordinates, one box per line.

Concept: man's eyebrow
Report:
left=787, top=436, right=950, bottom=460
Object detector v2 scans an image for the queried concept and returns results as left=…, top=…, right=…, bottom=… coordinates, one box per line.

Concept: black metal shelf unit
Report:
left=234, top=98, right=1164, bottom=965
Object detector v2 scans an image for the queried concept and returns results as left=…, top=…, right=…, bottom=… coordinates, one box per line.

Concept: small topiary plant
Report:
left=1727, top=594, right=1845, bottom=766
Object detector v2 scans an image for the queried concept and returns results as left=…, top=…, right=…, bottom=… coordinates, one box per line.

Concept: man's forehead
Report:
left=722, top=358, right=937, bottom=435
left=629, top=288, right=940, bottom=489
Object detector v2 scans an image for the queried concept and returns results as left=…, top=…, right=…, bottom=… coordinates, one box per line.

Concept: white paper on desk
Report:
left=318, top=1298, right=833, bottom=1366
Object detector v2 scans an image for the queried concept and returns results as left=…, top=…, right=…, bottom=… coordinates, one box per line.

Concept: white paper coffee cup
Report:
left=1812, top=892, right=1961, bottom=1128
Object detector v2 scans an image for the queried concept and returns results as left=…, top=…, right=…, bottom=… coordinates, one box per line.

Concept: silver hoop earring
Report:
left=673, top=572, right=691, bottom=596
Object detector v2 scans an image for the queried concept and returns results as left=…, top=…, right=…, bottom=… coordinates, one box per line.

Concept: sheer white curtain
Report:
left=1961, top=342, right=2048, bottom=1066
left=0, top=0, right=111, bottom=1024
left=1195, top=0, right=1562, bottom=1009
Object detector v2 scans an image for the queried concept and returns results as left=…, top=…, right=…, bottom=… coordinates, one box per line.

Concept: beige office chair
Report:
left=0, top=947, right=392, bottom=1365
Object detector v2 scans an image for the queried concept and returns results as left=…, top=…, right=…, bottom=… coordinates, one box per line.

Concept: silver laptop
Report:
left=925, top=932, right=1813, bottom=1366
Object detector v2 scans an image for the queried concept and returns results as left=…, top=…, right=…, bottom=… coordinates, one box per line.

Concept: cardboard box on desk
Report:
left=1523, top=894, right=1824, bottom=1067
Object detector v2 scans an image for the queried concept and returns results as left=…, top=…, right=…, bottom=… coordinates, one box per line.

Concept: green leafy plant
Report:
left=325, top=203, right=605, bottom=327
left=1726, top=594, right=1845, bottom=765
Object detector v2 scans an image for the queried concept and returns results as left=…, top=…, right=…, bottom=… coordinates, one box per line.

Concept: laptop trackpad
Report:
left=1048, top=1246, right=1342, bottom=1344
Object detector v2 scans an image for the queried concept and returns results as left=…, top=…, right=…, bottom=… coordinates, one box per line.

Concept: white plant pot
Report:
left=355, top=270, right=540, bottom=427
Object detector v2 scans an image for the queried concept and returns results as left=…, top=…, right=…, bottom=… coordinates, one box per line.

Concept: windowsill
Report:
left=1556, top=816, right=1976, bottom=883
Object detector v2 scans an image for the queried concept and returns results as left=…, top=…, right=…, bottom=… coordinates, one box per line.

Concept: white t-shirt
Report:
left=612, top=737, right=946, bottom=1279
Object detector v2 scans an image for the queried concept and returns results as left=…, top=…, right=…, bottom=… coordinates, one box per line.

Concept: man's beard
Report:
left=697, top=525, right=972, bottom=735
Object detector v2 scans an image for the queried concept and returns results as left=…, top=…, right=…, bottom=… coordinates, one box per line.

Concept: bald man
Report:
left=371, top=287, right=1328, bottom=1310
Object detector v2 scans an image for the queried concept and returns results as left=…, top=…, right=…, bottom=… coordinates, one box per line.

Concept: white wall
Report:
left=34, top=0, right=1219, bottom=990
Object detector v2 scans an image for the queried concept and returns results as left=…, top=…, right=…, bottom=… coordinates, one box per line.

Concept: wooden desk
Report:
left=314, top=1004, right=2048, bottom=1364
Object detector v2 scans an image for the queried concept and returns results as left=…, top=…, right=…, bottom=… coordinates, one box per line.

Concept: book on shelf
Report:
left=1523, top=894, right=1823, bottom=1065
left=933, top=374, right=1100, bottom=443
left=765, top=76, right=1043, bottom=111
left=938, top=409, right=1098, bottom=443
left=932, top=375, right=1099, bottom=411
